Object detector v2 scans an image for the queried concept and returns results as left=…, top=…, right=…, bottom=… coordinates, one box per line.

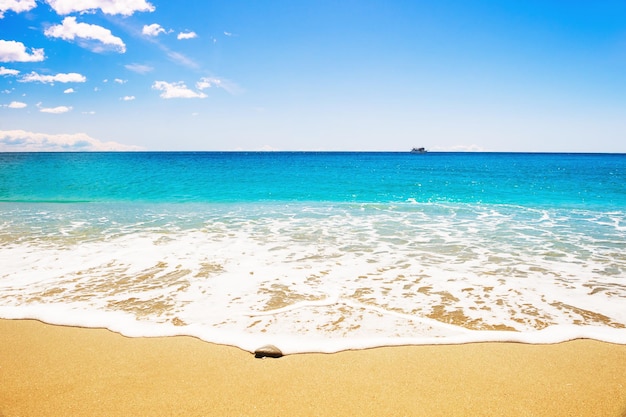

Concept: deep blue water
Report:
left=1, top=152, right=625, bottom=208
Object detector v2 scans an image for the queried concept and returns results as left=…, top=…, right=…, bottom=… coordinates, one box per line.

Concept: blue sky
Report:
left=1, top=0, right=625, bottom=152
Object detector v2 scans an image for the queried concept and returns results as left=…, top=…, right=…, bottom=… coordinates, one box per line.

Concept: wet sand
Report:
left=1, top=319, right=625, bottom=416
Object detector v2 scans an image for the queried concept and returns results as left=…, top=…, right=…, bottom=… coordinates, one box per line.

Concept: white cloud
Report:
left=82, top=110, right=95, bottom=115
left=224, top=31, right=233, bottom=37
left=64, top=87, right=75, bottom=93
left=45, top=0, right=154, bottom=16
left=152, top=81, right=207, bottom=99
left=0, top=129, right=142, bottom=151
left=44, top=16, right=126, bottom=53
left=177, top=31, right=197, bottom=40
left=142, top=23, right=165, bottom=36
left=125, top=63, right=153, bottom=74
left=0, top=66, right=19, bottom=76
left=114, top=78, right=126, bottom=84
left=20, top=71, right=86, bottom=84
left=39, top=105, right=72, bottom=114
left=0, top=0, right=36, bottom=18
left=122, top=95, right=135, bottom=101
left=0, top=40, right=45, bottom=62
left=4, top=101, right=27, bottom=108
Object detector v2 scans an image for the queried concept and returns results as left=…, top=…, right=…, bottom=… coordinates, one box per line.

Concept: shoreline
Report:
left=1, top=319, right=625, bottom=416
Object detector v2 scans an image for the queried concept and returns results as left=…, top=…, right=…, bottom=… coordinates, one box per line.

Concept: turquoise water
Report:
left=1, top=152, right=625, bottom=353
left=2, top=152, right=624, bottom=206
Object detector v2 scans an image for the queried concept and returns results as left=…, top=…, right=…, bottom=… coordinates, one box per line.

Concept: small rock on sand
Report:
left=254, top=344, right=283, bottom=358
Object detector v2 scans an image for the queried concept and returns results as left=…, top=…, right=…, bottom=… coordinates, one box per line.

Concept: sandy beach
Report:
left=1, top=319, right=625, bottom=417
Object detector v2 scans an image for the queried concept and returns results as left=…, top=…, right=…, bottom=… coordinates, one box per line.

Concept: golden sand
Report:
left=1, top=319, right=625, bottom=416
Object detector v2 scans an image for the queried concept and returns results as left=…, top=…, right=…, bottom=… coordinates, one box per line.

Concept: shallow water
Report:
left=1, top=152, right=625, bottom=353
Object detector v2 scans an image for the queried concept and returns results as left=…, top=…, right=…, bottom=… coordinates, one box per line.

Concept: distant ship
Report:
left=410, top=147, right=427, bottom=154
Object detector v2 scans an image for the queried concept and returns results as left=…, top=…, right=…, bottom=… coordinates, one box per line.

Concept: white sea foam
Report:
left=0, top=202, right=625, bottom=354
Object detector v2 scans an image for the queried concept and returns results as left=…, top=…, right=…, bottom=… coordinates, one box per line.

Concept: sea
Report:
left=0, top=151, right=625, bottom=354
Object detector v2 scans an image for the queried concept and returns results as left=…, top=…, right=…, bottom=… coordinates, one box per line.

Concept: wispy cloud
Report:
left=166, top=50, right=198, bottom=69
left=0, top=129, right=142, bottom=151
left=0, top=0, right=36, bottom=18
left=196, top=76, right=242, bottom=95
left=122, top=95, right=135, bottom=101
left=45, top=0, right=155, bottom=16
left=0, top=40, right=45, bottom=62
left=110, top=17, right=198, bottom=69
left=45, top=16, right=126, bottom=53
left=125, top=63, right=153, bottom=74
left=38, top=104, right=72, bottom=113
left=152, top=81, right=206, bottom=99
left=434, top=144, right=488, bottom=152
left=177, top=31, right=197, bottom=40
left=20, top=71, right=86, bottom=84
left=64, top=87, right=75, bottom=93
